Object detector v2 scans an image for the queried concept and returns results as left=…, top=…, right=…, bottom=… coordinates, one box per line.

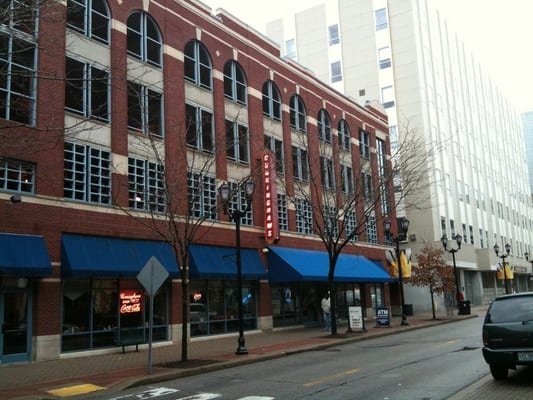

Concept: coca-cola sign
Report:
left=120, top=290, right=142, bottom=314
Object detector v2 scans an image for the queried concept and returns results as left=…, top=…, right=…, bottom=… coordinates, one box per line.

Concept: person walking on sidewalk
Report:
left=321, top=292, right=331, bottom=331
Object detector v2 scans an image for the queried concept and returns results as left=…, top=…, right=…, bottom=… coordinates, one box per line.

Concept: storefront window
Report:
left=337, top=284, right=361, bottom=319
left=189, top=280, right=258, bottom=337
left=370, top=284, right=384, bottom=308
left=62, top=279, right=168, bottom=352
left=271, top=284, right=302, bottom=327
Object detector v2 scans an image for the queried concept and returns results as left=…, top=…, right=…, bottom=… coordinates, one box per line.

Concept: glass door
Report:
left=1, top=287, right=30, bottom=364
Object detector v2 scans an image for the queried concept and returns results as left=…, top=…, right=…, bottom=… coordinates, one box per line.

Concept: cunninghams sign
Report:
left=262, top=151, right=280, bottom=245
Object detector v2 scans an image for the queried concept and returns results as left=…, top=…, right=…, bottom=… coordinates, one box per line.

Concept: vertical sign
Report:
left=262, top=151, right=280, bottom=245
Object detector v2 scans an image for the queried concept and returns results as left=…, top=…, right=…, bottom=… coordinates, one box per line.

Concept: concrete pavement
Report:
left=0, top=307, right=485, bottom=399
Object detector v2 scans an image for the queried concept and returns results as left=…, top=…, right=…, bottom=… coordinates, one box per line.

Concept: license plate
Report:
left=518, top=352, right=533, bottom=361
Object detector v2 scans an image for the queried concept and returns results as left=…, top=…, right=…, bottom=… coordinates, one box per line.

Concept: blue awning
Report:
left=0, top=233, right=52, bottom=276
left=189, top=244, right=267, bottom=280
left=61, top=234, right=180, bottom=278
left=267, top=246, right=392, bottom=283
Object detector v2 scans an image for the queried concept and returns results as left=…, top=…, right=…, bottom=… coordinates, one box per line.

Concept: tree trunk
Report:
left=430, top=289, right=436, bottom=319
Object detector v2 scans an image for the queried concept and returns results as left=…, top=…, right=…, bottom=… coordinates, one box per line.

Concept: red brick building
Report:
left=0, top=0, right=396, bottom=363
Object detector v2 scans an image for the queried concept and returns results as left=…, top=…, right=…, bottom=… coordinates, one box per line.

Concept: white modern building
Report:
left=265, top=0, right=533, bottom=307
left=521, top=111, right=533, bottom=194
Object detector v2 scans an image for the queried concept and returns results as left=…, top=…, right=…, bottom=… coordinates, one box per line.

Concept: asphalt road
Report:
left=97, top=316, right=492, bottom=400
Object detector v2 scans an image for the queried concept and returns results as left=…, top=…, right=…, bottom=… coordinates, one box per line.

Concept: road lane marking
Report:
left=304, top=368, right=361, bottom=387
left=175, top=394, right=222, bottom=400
left=238, top=397, right=275, bottom=400
left=47, top=383, right=105, bottom=397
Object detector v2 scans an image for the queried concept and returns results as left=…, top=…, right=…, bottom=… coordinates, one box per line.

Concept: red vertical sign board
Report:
left=262, top=151, right=280, bottom=245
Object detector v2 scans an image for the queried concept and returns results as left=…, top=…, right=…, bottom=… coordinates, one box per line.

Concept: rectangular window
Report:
left=277, top=193, right=288, bottom=231
left=330, top=61, right=342, bottom=83
left=0, top=158, right=35, bottom=193
left=185, top=104, right=213, bottom=152
left=450, top=219, right=455, bottom=238
left=375, top=8, right=388, bottom=31
left=323, top=205, right=338, bottom=237
left=381, top=85, right=395, bottom=108
left=264, top=135, right=285, bottom=174
left=225, top=120, right=249, bottom=164
left=228, top=182, right=253, bottom=226
left=128, top=157, right=165, bottom=212
left=366, top=215, right=377, bottom=244
left=378, top=46, right=391, bottom=69
left=341, top=165, right=354, bottom=194
left=359, top=129, right=370, bottom=160
left=479, top=228, right=484, bottom=248
left=295, top=198, right=313, bottom=235
left=344, top=211, right=358, bottom=242
left=328, top=24, right=340, bottom=45
left=292, top=146, right=309, bottom=181
left=187, top=172, right=217, bottom=220
left=0, top=32, right=37, bottom=125
left=65, top=57, right=109, bottom=121
left=362, top=173, right=373, bottom=201
left=285, top=38, right=296, bottom=59
left=127, top=81, right=163, bottom=137
left=469, top=225, right=474, bottom=245
left=64, top=142, right=111, bottom=204
left=441, top=217, right=446, bottom=237
left=320, top=157, right=335, bottom=190
left=377, top=139, right=386, bottom=177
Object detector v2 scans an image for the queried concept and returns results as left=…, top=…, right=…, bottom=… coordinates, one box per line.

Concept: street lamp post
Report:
left=384, top=218, right=410, bottom=326
left=218, top=180, right=255, bottom=355
left=494, top=243, right=511, bottom=295
left=525, top=252, right=533, bottom=291
left=441, top=234, right=462, bottom=307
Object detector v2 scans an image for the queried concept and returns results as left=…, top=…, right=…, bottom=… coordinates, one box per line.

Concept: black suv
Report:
left=482, top=292, right=533, bottom=380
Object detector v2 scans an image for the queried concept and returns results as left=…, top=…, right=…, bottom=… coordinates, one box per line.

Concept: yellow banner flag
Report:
left=388, top=251, right=411, bottom=278
left=497, top=262, right=513, bottom=280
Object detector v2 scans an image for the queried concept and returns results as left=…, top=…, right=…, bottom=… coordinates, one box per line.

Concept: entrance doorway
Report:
left=1, top=283, right=31, bottom=364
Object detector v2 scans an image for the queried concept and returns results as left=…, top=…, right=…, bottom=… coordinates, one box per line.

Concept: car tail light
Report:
left=483, top=330, right=489, bottom=346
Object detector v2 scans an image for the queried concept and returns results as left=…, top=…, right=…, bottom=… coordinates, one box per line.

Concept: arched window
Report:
left=184, top=40, right=212, bottom=90
left=262, top=80, right=281, bottom=121
left=67, top=0, right=110, bottom=44
left=127, top=11, right=162, bottom=67
left=223, top=60, right=247, bottom=105
left=318, top=109, right=331, bottom=143
left=290, top=94, right=306, bottom=133
left=338, top=119, right=351, bottom=151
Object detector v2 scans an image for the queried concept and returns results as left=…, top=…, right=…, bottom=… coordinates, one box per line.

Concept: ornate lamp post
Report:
left=441, top=234, right=462, bottom=307
left=218, top=180, right=255, bottom=355
left=384, top=218, right=410, bottom=326
left=494, top=243, right=511, bottom=295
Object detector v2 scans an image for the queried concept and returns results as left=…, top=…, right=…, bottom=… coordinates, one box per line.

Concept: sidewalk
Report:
left=0, top=307, right=485, bottom=399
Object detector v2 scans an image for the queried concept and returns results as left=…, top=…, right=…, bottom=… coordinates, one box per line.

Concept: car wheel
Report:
left=490, top=364, right=508, bottom=380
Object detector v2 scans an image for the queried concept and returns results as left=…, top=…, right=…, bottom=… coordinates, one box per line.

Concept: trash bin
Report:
left=403, top=304, right=413, bottom=316
left=458, top=300, right=471, bottom=315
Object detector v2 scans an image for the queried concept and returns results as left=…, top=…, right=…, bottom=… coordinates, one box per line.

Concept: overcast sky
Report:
left=202, top=0, right=533, bottom=112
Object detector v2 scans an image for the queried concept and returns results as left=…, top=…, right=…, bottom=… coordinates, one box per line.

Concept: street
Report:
left=87, top=316, right=501, bottom=400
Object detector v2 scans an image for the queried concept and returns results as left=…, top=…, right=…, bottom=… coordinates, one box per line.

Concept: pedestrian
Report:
left=321, top=292, right=331, bottom=331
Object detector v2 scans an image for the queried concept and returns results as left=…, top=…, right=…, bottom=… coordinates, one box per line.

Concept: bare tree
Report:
left=411, top=243, right=455, bottom=319
left=281, top=118, right=440, bottom=334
